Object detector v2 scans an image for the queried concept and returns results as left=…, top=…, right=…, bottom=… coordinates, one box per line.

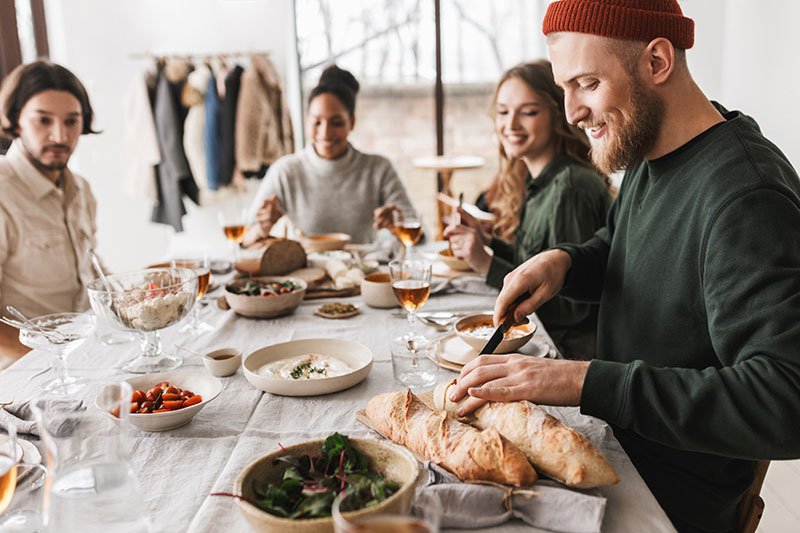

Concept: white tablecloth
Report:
left=0, top=287, right=676, bottom=533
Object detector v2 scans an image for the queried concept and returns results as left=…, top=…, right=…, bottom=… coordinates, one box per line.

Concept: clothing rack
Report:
left=129, top=50, right=269, bottom=62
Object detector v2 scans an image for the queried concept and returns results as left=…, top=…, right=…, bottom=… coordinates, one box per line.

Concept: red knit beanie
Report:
left=542, top=0, right=694, bottom=50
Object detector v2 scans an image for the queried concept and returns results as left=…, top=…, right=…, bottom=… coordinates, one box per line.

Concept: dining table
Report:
left=0, top=264, right=677, bottom=533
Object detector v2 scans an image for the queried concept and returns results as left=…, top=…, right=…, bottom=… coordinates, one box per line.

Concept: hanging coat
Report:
left=151, top=70, right=199, bottom=231
left=204, top=70, right=222, bottom=191
left=218, top=65, right=244, bottom=187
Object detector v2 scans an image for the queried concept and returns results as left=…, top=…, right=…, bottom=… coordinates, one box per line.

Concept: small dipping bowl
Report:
left=203, top=348, right=242, bottom=377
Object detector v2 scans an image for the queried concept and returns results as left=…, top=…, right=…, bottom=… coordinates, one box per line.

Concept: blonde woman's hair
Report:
left=487, top=60, right=611, bottom=241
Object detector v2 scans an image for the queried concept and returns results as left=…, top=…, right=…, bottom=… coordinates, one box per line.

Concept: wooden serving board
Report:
left=304, top=285, right=360, bottom=300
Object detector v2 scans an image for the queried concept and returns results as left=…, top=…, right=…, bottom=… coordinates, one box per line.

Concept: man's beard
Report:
left=584, top=76, right=664, bottom=175
left=22, top=140, right=70, bottom=174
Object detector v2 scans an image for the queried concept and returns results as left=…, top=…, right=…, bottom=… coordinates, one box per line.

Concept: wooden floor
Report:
left=758, top=459, right=800, bottom=532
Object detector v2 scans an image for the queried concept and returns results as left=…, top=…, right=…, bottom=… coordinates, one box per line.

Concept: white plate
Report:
left=96, top=370, right=222, bottom=432
left=434, top=333, right=551, bottom=367
left=243, top=338, right=373, bottom=396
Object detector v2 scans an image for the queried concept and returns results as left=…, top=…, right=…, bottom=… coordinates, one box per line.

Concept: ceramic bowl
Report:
left=454, top=313, right=536, bottom=354
left=235, top=437, right=420, bottom=533
left=224, top=276, right=307, bottom=318
left=437, top=248, right=471, bottom=271
left=242, top=338, right=373, bottom=396
left=97, top=369, right=222, bottom=432
left=301, top=233, right=351, bottom=253
left=203, top=347, right=242, bottom=377
left=360, top=271, right=399, bottom=309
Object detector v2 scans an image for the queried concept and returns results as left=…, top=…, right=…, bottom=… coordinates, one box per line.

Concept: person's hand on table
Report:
left=448, top=354, right=590, bottom=416
left=443, top=223, right=492, bottom=275
left=373, top=203, right=399, bottom=230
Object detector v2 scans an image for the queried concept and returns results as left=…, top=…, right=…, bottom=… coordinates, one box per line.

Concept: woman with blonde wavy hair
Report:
left=445, top=60, right=612, bottom=357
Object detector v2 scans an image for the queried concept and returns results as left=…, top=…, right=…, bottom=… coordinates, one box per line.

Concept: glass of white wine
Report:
left=0, top=424, right=47, bottom=531
left=171, top=257, right=214, bottom=334
left=392, top=210, right=423, bottom=259
left=218, top=209, right=248, bottom=262
left=332, top=489, right=439, bottom=533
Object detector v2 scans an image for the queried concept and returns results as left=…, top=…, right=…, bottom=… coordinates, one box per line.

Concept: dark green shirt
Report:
left=558, top=104, right=800, bottom=532
left=486, top=154, right=610, bottom=330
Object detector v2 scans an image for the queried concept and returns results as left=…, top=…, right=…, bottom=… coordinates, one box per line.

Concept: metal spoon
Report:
left=5, top=306, right=68, bottom=344
left=89, top=249, right=114, bottom=293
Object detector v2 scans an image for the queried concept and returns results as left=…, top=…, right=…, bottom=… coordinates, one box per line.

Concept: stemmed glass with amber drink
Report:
left=392, top=210, right=423, bottom=258
left=0, top=424, right=47, bottom=529
left=218, top=209, right=248, bottom=261
left=172, top=257, right=213, bottom=334
left=389, top=259, right=431, bottom=353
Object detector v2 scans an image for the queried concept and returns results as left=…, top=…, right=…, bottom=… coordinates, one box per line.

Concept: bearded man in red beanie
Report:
left=449, top=1, right=800, bottom=532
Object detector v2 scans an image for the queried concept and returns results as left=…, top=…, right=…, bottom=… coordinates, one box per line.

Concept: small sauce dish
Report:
left=203, top=348, right=242, bottom=377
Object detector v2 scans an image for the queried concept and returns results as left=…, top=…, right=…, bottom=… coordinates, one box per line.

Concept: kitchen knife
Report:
left=479, top=292, right=531, bottom=355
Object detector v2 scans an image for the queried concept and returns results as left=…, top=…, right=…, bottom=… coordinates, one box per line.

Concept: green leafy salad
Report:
left=251, top=433, right=400, bottom=519
left=226, top=279, right=301, bottom=297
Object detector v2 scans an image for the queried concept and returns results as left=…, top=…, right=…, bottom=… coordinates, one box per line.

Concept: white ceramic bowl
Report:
left=203, top=347, right=242, bottom=377
left=235, top=437, right=420, bottom=533
left=97, top=370, right=222, bottom=432
left=224, top=276, right=307, bottom=318
left=243, top=338, right=373, bottom=396
left=301, top=233, right=351, bottom=253
left=360, top=271, right=399, bottom=309
left=454, top=313, right=536, bottom=354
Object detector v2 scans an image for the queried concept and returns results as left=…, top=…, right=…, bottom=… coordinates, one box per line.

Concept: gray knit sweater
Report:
left=248, top=144, right=416, bottom=243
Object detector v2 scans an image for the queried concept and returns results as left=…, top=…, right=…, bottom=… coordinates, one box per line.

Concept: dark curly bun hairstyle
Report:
left=308, top=64, right=360, bottom=117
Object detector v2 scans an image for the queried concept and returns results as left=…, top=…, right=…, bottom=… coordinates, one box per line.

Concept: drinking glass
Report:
left=170, top=257, right=214, bottom=334
left=332, top=489, right=439, bottom=533
left=391, top=337, right=439, bottom=389
left=392, top=210, right=423, bottom=258
left=218, top=209, right=248, bottom=262
left=86, top=268, right=197, bottom=374
left=390, top=259, right=432, bottom=346
left=18, top=312, right=96, bottom=394
left=0, top=425, right=47, bottom=531
left=32, top=382, right=151, bottom=532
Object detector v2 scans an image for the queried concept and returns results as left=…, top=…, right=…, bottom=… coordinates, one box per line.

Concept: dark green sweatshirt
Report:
left=486, top=154, right=610, bottom=333
left=557, top=104, right=800, bottom=532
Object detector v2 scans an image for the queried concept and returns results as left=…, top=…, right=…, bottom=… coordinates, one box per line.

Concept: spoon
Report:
left=6, top=306, right=70, bottom=344
left=89, top=249, right=114, bottom=293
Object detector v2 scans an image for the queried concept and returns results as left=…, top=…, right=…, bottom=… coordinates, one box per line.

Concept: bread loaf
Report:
left=433, top=380, right=618, bottom=488
left=365, top=389, right=536, bottom=487
left=235, top=238, right=306, bottom=276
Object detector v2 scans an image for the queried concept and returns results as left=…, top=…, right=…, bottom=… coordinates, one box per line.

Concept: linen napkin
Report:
left=0, top=400, right=84, bottom=437
left=413, top=462, right=606, bottom=533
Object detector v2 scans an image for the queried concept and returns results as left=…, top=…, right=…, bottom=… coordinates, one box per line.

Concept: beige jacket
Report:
left=235, top=54, right=295, bottom=173
left=0, top=141, right=98, bottom=319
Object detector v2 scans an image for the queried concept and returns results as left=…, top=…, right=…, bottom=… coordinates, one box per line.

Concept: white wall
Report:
left=41, top=1, right=800, bottom=271
left=43, top=0, right=299, bottom=271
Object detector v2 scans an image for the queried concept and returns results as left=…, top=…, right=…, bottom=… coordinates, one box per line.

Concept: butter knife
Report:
left=479, top=292, right=530, bottom=355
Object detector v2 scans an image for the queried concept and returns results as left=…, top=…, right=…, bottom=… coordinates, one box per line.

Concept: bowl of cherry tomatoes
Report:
left=98, top=370, right=222, bottom=432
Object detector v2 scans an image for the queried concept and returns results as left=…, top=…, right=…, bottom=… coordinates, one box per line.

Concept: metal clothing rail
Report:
left=128, top=50, right=270, bottom=61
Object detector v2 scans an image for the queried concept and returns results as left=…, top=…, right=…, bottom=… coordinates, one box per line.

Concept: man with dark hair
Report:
left=449, top=1, right=800, bottom=531
left=0, top=60, right=100, bottom=364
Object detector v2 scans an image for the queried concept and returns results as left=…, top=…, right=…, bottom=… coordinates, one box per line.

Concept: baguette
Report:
left=365, top=389, right=537, bottom=487
left=434, top=380, right=619, bottom=488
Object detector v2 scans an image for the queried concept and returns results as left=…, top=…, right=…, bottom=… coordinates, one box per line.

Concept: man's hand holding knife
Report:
left=448, top=249, right=591, bottom=416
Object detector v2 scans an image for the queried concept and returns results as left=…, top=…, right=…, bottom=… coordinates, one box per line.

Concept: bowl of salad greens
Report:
left=232, top=432, right=420, bottom=532
left=224, top=276, right=307, bottom=318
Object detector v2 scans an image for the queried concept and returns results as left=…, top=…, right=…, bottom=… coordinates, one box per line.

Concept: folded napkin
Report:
left=0, top=400, right=84, bottom=437
left=413, top=462, right=606, bottom=533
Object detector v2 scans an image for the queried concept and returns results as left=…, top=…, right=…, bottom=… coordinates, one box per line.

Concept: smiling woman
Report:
left=246, top=65, right=419, bottom=244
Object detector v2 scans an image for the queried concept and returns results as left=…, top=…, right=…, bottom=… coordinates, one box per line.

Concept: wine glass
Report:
left=86, top=268, right=197, bottom=374
left=17, top=312, right=96, bottom=394
left=218, top=209, right=248, bottom=262
left=332, top=489, right=440, bottom=533
left=170, top=257, right=214, bottom=334
left=0, top=424, right=47, bottom=531
left=392, top=210, right=423, bottom=258
left=390, top=259, right=432, bottom=348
